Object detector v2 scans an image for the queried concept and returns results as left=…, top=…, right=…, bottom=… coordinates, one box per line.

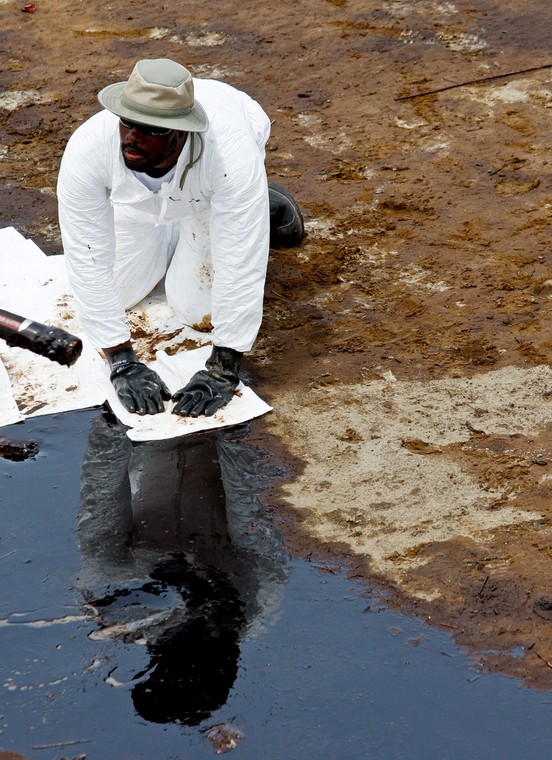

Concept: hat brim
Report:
left=97, top=81, right=209, bottom=133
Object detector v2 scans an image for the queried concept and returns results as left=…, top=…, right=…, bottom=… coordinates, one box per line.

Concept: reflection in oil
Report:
left=3, top=411, right=552, bottom=758
left=77, top=410, right=288, bottom=727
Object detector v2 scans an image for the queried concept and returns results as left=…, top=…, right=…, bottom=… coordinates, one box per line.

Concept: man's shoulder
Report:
left=69, top=110, right=119, bottom=146
left=60, top=110, right=119, bottom=181
left=192, top=78, right=268, bottom=145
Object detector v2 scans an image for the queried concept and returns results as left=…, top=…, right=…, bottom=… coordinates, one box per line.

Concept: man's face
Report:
left=119, top=119, right=187, bottom=175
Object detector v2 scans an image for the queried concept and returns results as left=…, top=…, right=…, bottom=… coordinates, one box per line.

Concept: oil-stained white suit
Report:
left=57, top=79, right=271, bottom=353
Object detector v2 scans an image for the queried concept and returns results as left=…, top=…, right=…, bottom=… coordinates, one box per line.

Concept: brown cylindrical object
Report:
left=0, top=308, right=83, bottom=366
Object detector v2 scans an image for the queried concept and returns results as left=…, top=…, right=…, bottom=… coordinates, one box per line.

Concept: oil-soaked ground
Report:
left=1, top=411, right=552, bottom=760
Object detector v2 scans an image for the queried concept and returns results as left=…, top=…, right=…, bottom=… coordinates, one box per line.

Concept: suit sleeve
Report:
left=208, top=125, right=270, bottom=353
left=57, top=117, right=130, bottom=349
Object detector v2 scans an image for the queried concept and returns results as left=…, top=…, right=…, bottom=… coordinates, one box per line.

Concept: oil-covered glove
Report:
left=172, top=346, right=242, bottom=418
left=107, top=346, right=171, bottom=415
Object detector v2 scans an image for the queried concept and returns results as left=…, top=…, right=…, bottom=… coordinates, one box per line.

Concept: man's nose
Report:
left=126, top=125, right=146, bottom=140
left=123, top=129, right=149, bottom=150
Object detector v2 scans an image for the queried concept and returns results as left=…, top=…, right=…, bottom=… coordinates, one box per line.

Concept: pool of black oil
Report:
left=1, top=409, right=552, bottom=760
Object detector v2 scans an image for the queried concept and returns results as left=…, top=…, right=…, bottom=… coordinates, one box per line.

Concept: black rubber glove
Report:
left=106, top=347, right=171, bottom=416
left=172, top=346, right=242, bottom=418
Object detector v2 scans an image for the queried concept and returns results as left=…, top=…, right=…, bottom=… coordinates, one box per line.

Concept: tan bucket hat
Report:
left=97, top=58, right=208, bottom=133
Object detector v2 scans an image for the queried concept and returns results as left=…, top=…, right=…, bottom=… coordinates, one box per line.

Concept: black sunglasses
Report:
left=119, top=118, right=172, bottom=136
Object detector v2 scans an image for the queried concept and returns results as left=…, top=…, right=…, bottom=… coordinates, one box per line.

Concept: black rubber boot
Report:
left=268, top=183, right=305, bottom=248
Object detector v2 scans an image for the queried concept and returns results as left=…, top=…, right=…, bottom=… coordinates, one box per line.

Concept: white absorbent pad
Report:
left=0, top=227, right=271, bottom=441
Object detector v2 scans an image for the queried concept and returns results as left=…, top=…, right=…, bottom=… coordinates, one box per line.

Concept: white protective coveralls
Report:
left=57, top=78, right=271, bottom=353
